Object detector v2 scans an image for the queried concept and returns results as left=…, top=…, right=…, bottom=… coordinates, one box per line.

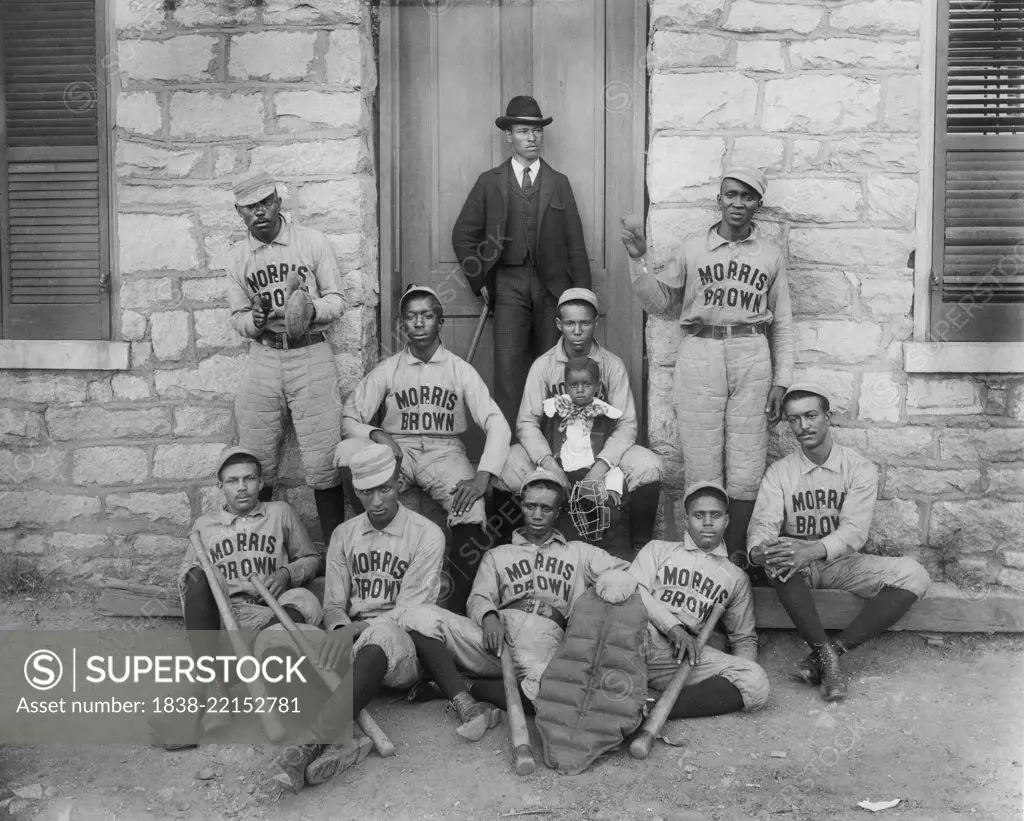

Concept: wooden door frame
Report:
left=377, top=0, right=649, bottom=428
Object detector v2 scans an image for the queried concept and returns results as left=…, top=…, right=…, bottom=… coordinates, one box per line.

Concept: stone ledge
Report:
left=903, top=342, right=1024, bottom=375
left=0, top=341, right=130, bottom=371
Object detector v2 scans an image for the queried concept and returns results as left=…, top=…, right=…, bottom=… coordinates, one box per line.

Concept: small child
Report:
left=542, top=357, right=625, bottom=502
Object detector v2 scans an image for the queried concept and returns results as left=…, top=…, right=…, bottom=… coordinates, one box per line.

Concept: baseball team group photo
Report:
left=0, top=0, right=1021, bottom=819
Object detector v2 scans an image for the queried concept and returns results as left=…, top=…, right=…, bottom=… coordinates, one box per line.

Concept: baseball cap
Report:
left=216, top=445, right=262, bottom=478
left=233, top=172, right=278, bottom=207
left=335, top=440, right=397, bottom=490
left=722, top=166, right=767, bottom=198
left=683, top=480, right=729, bottom=510
left=557, top=287, right=599, bottom=313
left=520, top=467, right=570, bottom=495
left=783, top=382, right=831, bottom=406
left=399, top=284, right=441, bottom=311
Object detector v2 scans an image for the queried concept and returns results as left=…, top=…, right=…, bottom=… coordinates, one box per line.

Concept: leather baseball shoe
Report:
left=305, top=734, right=372, bottom=786
left=273, top=743, right=324, bottom=793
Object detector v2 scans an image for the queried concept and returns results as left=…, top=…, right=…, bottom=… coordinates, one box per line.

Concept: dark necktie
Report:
left=522, top=167, right=532, bottom=190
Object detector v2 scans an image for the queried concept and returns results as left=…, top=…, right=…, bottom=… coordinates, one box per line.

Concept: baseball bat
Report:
left=188, top=533, right=287, bottom=743
left=629, top=603, right=727, bottom=760
left=500, top=645, right=535, bottom=775
left=247, top=574, right=395, bottom=758
left=466, top=303, right=489, bottom=364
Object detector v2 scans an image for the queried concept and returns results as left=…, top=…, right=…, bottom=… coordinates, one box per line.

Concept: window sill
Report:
left=0, top=340, right=130, bottom=371
left=903, top=342, right=1024, bottom=374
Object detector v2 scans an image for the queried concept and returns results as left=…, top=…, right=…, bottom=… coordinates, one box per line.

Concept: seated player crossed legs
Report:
left=747, top=385, right=931, bottom=701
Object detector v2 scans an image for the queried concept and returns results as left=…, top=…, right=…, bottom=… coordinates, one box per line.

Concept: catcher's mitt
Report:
left=569, top=478, right=612, bottom=541
left=284, top=288, right=315, bottom=340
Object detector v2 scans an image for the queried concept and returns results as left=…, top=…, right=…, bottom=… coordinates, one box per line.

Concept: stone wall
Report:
left=646, top=0, right=1024, bottom=593
left=0, top=0, right=378, bottom=586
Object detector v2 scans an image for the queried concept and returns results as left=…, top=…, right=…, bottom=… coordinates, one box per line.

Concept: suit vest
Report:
left=501, top=163, right=540, bottom=267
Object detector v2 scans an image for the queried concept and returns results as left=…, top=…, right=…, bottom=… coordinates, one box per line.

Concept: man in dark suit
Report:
left=452, top=95, right=592, bottom=427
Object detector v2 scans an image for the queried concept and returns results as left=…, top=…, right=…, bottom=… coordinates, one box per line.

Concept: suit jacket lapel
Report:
left=537, top=158, right=556, bottom=221
left=493, top=159, right=510, bottom=222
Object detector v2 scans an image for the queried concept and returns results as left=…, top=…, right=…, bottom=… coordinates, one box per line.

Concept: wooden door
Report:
left=380, top=0, right=647, bottom=451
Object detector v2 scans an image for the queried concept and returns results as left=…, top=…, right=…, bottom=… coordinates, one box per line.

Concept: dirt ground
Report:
left=1, top=588, right=1021, bottom=821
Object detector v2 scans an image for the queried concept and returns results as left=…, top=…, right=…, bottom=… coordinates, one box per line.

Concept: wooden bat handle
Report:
left=188, top=533, right=287, bottom=743
left=501, top=647, right=535, bottom=776
left=247, top=574, right=395, bottom=758
left=629, top=602, right=727, bottom=760
left=466, top=304, right=488, bottom=364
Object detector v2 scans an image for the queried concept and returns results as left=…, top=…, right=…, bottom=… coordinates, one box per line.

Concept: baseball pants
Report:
left=493, top=264, right=560, bottom=428
left=674, top=333, right=772, bottom=502
left=395, top=435, right=486, bottom=527
left=497, top=443, right=664, bottom=494
left=177, top=565, right=323, bottom=631
left=804, top=553, right=931, bottom=600
left=401, top=604, right=562, bottom=702
left=234, top=341, right=342, bottom=490
left=644, top=627, right=769, bottom=712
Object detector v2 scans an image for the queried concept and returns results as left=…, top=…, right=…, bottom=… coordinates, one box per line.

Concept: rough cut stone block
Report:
left=120, top=278, right=181, bottom=313
left=1003, top=550, right=1024, bottom=569
left=788, top=268, right=851, bottom=316
left=48, top=533, right=111, bottom=554
left=990, top=467, right=1024, bottom=495
left=860, top=277, right=914, bottom=319
left=907, top=378, right=983, bottom=415
left=0, top=408, right=44, bottom=440
left=886, top=467, right=980, bottom=497
left=0, top=448, right=66, bottom=483
left=652, top=31, right=732, bottom=70
left=73, top=447, right=149, bottom=485
left=836, top=427, right=934, bottom=460
left=111, top=375, right=151, bottom=401
left=170, top=93, right=264, bottom=139
left=646, top=317, right=684, bottom=368
left=768, top=178, right=862, bottom=223
left=134, top=535, right=184, bottom=558
left=262, top=0, right=361, bottom=25
left=182, top=278, right=226, bottom=304
left=652, top=73, right=758, bottom=131
left=795, top=320, right=882, bottom=364
left=199, top=485, right=223, bottom=514
left=649, top=137, right=727, bottom=202
left=997, top=567, right=1024, bottom=591
left=116, top=143, right=203, bottom=178
left=867, top=499, right=921, bottom=548
left=930, top=499, right=1024, bottom=553
left=153, top=443, right=227, bottom=481
left=87, top=380, right=114, bottom=403
left=1007, top=383, right=1024, bottom=423
left=297, top=178, right=364, bottom=229
left=0, top=491, right=100, bottom=528
left=173, top=405, right=234, bottom=437
left=230, top=32, right=315, bottom=81
left=789, top=227, right=913, bottom=268
left=830, top=0, right=921, bottom=35
left=132, top=341, right=154, bottom=368
left=45, top=407, right=169, bottom=440
left=172, top=0, right=256, bottom=26
left=724, top=0, right=821, bottom=34
left=194, top=308, right=241, bottom=350
left=859, top=371, right=902, bottom=423
left=884, top=76, right=922, bottom=132
left=652, top=0, right=726, bottom=29
left=791, top=367, right=857, bottom=414
left=120, top=310, right=147, bottom=342
left=274, top=91, right=361, bottom=133
left=790, top=39, right=919, bottom=70
left=154, top=354, right=245, bottom=400
left=730, top=136, right=785, bottom=170
left=0, top=374, right=88, bottom=404
left=939, top=428, right=1024, bottom=462
left=763, top=76, right=880, bottom=133
left=327, top=28, right=362, bottom=87
left=119, top=215, right=198, bottom=272
left=107, top=491, right=192, bottom=526
left=119, top=36, right=216, bottom=82
left=151, top=311, right=190, bottom=361
left=115, top=0, right=164, bottom=32
left=735, top=40, right=785, bottom=73
left=117, top=92, right=162, bottom=135
left=250, top=139, right=361, bottom=178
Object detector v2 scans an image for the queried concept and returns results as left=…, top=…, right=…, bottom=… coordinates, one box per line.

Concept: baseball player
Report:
left=267, top=441, right=445, bottom=792
left=620, top=168, right=795, bottom=565
left=401, top=468, right=630, bottom=738
left=339, top=284, right=510, bottom=615
left=226, top=171, right=347, bottom=545
left=629, top=481, right=769, bottom=718
left=496, top=287, right=663, bottom=552
left=151, top=446, right=322, bottom=750
left=747, top=385, right=931, bottom=701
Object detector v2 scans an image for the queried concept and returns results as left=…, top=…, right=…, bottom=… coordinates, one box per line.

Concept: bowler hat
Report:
left=495, top=96, right=553, bottom=130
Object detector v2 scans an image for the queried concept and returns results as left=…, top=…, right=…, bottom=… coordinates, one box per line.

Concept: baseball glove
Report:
left=284, top=288, right=315, bottom=340
left=569, top=478, right=612, bottom=541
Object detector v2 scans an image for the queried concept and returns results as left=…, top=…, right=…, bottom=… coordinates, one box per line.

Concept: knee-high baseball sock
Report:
left=445, top=524, right=489, bottom=615
left=724, top=499, right=756, bottom=562
left=408, top=632, right=468, bottom=699
left=668, top=676, right=744, bottom=719
left=258, top=484, right=274, bottom=503
left=628, top=482, right=661, bottom=549
left=313, top=645, right=388, bottom=744
left=837, top=587, right=919, bottom=651
left=772, top=573, right=828, bottom=647
left=181, top=567, right=221, bottom=659
left=314, top=485, right=346, bottom=546
left=490, top=490, right=522, bottom=544
left=467, top=678, right=536, bottom=717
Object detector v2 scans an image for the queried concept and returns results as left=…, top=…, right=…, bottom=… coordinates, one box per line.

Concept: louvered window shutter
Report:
left=0, top=0, right=111, bottom=341
left=932, top=0, right=1024, bottom=342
